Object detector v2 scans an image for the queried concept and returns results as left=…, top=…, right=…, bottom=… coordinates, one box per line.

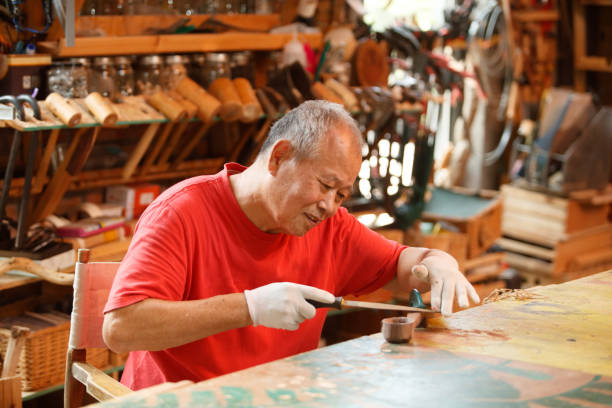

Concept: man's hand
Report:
left=412, top=251, right=480, bottom=316
left=244, top=283, right=334, bottom=330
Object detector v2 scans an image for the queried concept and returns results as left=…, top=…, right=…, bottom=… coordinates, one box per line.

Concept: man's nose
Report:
left=317, top=191, right=338, bottom=217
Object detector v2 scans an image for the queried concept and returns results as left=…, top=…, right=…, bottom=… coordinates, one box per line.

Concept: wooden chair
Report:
left=64, top=248, right=131, bottom=407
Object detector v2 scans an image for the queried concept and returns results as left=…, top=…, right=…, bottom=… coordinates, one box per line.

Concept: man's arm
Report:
left=103, top=293, right=252, bottom=353
left=387, top=247, right=480, bottom=316
left=103, top=282, right=335, bottom=353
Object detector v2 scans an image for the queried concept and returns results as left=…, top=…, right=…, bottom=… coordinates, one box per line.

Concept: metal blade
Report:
left=342, top=299, right=436, bottom=313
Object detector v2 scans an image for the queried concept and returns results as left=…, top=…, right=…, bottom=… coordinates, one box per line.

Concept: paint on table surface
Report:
left=421, top=270, right=612, bottom=377
left=97, top=335, right=612, bottom=407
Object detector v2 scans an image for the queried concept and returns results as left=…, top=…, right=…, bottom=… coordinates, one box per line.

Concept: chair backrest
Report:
left=69, top=249, right=120, bottom=350
left=65, top=248, right=130, bottom=408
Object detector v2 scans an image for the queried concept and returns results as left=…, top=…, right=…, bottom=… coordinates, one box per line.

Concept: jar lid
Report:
left=191, top=54, right=205, bottom=65
left=165, top=54, right=186, bottom=65
left=140, top=55, right=164, bottom=65
left=115, top=56, right=132, bottom=65
left=71, top=57, right=90, bottom=66
left=206, top=53, right=229, bottom=63
left=93, top=56, right=113, bottom=66
left=231, top=51, right=251, bottom=65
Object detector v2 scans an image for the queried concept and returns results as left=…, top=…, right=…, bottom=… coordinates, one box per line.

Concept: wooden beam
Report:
left=573, top=0, right=587, bottom=91
left=72, top=362, right=131, bottom=401
left=512, top=10, right=559, bottom=22
left=37, top=32, right=323, bottom=57
left=33, top=129, right=60, bottom=192
left=576, top=56, right=612, bottom=73
left=69, top=14, right=280, bottom=38
left=121, top=123, right=161, bottom=180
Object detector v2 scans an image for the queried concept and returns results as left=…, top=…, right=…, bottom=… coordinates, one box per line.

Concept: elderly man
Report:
left=103, top=100, right=479, bottom=390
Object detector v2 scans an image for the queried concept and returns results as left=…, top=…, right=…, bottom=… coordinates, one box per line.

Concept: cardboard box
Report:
left=106, top=184, right=160, bottom=220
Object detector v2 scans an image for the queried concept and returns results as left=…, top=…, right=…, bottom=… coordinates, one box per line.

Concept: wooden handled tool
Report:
left=233, top=78, right=263, bottom=123
left=175, top=77, right=220, bottom=123
left=208, top=77, right=243, bottom=122
left=307, top=297, right=435, bottom=313
left=85, top=92, right=118, bottom=126
left=45, top=92, right=81, bottom=127
left=146, top=91, right=187, bottom=122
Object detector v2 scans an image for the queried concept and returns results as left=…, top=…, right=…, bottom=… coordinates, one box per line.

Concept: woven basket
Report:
left=0, top=321, right=108, bottom=391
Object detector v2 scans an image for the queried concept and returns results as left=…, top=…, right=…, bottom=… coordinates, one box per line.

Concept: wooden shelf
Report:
left=511, top=10, right=559, bottom=22
left=71, top=14, right=280, bottom=38
left=37, top=32, right=323, bottom=57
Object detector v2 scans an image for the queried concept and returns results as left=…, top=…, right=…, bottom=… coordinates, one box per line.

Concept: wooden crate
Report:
left=497, top=224, right=612, bottom=277
left=501, top=184, right=610, bottom=246
left=0, top=313, right=108, bottom=391
left=421, top=188, right=502, bottom=259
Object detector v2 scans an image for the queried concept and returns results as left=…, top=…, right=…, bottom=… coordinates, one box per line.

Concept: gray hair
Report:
left=258, top=100, right=362, bottom=160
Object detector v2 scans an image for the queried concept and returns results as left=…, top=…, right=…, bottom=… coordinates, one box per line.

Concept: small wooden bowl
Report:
left=381, top=316, right=415, bottom=344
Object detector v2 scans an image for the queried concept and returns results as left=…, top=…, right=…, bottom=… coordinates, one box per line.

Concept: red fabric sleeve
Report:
left=104, top=202, right=190, bottom=313
left=332, top=208, right=406, bottom=297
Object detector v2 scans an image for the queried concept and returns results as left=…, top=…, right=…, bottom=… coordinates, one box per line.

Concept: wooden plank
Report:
left=577, top=56, right=612, bottom=72
left=37, top=33, right=323, bottom=57
left=573, top=0, right=587, bottom=91
left=171, top=123, right=212, bottom=168
left=121, top=123, right=161, bottom=180
left=140, top=123, right=174, bottom=175
left=496, top=237, right=556, bottom=260
left=512, top=10, right=559, bottom=22
left=33, top=129, right=60, bottom=192
left=462, top=252, right=506, bottom=270
left=0, top=376, right=22, bottom=408
left=504, top=251, right=554, bottom=275
left=71, top=362, right=131, bottom=401
left=501, top=184, right=568, bottom=210
left=70, top=14, right=280, bottom=37
left=502, top=196, right=567, bottom=221
left=581, top=0, right=612, bottom=4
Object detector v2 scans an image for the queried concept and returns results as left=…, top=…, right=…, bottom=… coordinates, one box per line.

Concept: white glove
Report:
left=412, top=252, right=480, bottom=316
left=244, top=282, right=335, bottom=330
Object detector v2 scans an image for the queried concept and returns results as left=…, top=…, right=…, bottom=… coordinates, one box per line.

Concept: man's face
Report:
left=268, top=128, right=362, bottom=236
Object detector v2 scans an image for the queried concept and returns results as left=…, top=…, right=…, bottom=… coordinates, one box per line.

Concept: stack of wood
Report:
left=497, top=184, right=612, bottom=286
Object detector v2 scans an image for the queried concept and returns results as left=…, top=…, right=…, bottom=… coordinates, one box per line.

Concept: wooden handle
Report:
left=208, top=77, right=243, bottom=122
left=324, top=78, right=358, bottom=111
left=311, top=82, right=345, bottom=105
left=175, top=77, right=221, bottom=123
left=85, top=92, right=118, bottom=126
left=45, top=92, right=81, bottom=127
left=167, top=90, right=198, bottom=119
left=233, top=78, right=263, bottom=123
left=146, top=91, right=187, bottom=122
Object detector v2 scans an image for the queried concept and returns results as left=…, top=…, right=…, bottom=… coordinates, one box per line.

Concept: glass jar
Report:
left=189, top=54, right=206, bottom=87
left=230, top=51, right=254, bottom=84
left=162, top=54, right=188, bottom=90
left=136, top=55, right=164, bottom=95
left=74, top=57, right=93, bottom=94
left=115, top=56, right=135, bottom=96
left=201, top=52, right=230, bottom=88
left=92, top=57, right=118, bottom=99
left=47, top=60, right=89, bottom=98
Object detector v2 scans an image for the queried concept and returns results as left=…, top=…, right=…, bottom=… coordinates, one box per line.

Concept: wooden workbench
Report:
left=93, top=271, right=612, bottom=407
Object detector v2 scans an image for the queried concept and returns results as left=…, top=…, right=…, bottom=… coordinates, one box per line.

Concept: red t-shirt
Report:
left=104, top=163, right=404, bottom=390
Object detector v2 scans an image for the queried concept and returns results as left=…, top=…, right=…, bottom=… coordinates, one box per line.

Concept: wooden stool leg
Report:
left=64, top=348, right=86, bottom=408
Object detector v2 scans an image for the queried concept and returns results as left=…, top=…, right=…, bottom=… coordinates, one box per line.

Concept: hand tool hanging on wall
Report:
left=14, top=94, right=40, bottom=249
left=0, top=95, right=23, bottom=248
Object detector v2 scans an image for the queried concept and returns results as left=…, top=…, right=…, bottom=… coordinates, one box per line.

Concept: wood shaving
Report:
left=483, top=288, right=544, bottom=304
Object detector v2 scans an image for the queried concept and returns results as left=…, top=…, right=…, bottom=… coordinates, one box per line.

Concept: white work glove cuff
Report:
left=244, top=289, right=260, bottom=327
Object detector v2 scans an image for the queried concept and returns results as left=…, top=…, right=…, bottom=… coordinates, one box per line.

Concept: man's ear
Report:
left=267, top=140, right=293, bottom=175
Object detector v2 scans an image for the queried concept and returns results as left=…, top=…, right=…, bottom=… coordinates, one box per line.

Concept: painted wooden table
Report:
left=94, top=270, right=612, bottom=407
